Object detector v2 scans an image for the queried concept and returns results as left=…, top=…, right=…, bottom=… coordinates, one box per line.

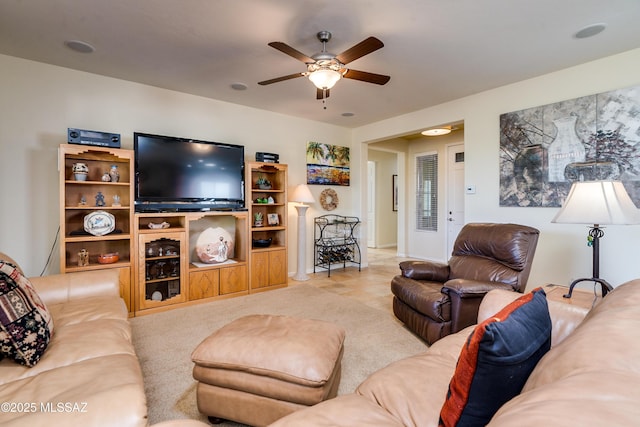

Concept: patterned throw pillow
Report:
left=439, top=287, right=551, bottom=427
left=0, top=260, right=54, bottom=367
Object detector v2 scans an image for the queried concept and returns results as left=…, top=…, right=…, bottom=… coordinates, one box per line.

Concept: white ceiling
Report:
left=1, top=0, right=639, bottom=128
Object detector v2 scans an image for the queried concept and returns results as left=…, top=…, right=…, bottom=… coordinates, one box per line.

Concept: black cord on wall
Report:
left=40, top=226, right=60, bottom=276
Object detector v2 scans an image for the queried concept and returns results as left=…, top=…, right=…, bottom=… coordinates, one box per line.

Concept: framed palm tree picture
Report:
left=306, top=142, right=350, bottom=186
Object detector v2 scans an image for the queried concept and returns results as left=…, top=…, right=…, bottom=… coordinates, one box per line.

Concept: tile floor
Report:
left=294, top=247, right=414, bottom=314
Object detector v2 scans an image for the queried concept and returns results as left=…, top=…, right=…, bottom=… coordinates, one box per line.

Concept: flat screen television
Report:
left=134, top=132, right=245, bottom=212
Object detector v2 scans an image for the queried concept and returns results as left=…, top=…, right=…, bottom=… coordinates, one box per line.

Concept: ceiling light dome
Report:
left=422, top=127, right=452, bottom=136
left=308, top=68, right=341, bottom=89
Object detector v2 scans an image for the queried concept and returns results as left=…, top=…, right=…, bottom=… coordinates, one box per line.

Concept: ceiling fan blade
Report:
left=258, top=72, right=305, bottom=86
left=335, top=37, right=384, bottom=64
left=316, top=88, right=330, bottom=100
left=343, top=69, right=390, bottom=85
left=268, top=42, right=315, bottom=63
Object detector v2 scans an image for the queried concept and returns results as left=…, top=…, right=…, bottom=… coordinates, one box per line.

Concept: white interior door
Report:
left=446, top=144, right=465, bottom=256
left=367, top=161, right=376, bottom=248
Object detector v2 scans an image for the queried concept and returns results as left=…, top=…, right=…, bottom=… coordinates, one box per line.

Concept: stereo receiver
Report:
left=68, top=128, right=121, bottom=148
left=256, top=152, right=279, bottom=163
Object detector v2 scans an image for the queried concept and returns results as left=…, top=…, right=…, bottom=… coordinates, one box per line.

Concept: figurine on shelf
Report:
left=109, top=165, right=120, bottom=182
left=169, top=259, right=179, bottom=277
left=95, top=191, right=106, bottom=207
left=112, top=194, right=121, bottom=207
left=78, top=249, right=89, bottom=267
left=101, top=172, right=111, bottom=182
left=79, top=194, right=87, bottom=206
left=215, top=237, right=229, bottom=263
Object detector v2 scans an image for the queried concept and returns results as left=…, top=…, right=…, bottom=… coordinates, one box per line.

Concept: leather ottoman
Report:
left=191, top=314, right=346, bottom=426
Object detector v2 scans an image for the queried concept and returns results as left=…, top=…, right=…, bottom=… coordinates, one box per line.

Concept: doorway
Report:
left=364, top=124, right=464, bottom=262
left=366, top=149, right=399, bottom=250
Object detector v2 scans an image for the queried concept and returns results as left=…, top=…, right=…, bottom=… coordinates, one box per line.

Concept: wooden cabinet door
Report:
left=268, top=249, right=287, bottom=286
left=189, top=269, right=219, bottom=300
left=137, top=232, right=186, bottom=311
left=118, top=267, right=132, bottom=313
left=250, top=251, right=269, bottom=290
left=220, top=265, right=248, bottom=295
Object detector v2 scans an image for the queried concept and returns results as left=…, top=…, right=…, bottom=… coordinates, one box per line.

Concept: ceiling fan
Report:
left=258, top=31, right=390, bottom=100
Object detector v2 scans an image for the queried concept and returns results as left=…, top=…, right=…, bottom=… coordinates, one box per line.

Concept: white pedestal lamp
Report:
left=290, top=184, right=316, bottom=281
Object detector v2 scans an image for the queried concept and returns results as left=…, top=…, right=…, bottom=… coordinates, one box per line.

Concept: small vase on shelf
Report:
left=72, top=163, right=89, bottom=181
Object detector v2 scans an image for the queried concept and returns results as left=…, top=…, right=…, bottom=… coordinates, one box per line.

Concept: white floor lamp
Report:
left=290, top=184, right=316, bottom=281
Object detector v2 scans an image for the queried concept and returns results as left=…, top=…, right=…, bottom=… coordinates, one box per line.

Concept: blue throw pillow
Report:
left=439, top=287, right=551, bottom=427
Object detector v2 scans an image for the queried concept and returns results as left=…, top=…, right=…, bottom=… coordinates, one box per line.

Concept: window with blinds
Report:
left=416, top=152, right=438, bottom=231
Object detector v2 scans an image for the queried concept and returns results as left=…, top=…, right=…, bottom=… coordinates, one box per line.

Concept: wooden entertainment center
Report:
left=59, top=144, right=288, bottom=316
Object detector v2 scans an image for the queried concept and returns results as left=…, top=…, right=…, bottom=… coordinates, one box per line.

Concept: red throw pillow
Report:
left=439, top=287, right=551, bottom=427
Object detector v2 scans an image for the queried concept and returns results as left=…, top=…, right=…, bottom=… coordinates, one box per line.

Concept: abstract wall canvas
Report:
left=499, top=84, right=640, bottom=207
left=306, top=142, right=350, bottom=186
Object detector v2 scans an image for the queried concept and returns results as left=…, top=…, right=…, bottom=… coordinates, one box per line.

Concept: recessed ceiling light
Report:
left=64, top=40, right=95, bottom=53
left=341, top=112, right=355, bottom=117
left=574, top=23, right=606, bottom=39
left=230, top=82, right=248, bottom=91
left=422, top=127, right=452, bottom=136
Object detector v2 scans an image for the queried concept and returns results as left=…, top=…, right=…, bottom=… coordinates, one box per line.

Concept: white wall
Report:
left=354, top=48, right=640, bottom=291
left=4, top=48, right=640, bottom=290
left=0, top=54, right=352, bottom=276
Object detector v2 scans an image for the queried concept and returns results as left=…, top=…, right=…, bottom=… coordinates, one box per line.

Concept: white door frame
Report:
left=446, top=143, right=465, bottom=257
left=367, top=160, right=376, bottom=248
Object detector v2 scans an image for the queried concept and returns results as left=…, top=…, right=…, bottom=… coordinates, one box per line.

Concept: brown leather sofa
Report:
left=270, top=280, right=640, bottom=426
left=391, top=223, right=539, bottom=344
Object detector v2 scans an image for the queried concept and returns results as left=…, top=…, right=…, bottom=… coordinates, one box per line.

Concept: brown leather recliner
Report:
left=391, top=223, right=540, bottom=345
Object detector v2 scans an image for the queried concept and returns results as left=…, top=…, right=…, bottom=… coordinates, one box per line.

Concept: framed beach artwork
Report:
left=306, top=142, right=350, bottom=186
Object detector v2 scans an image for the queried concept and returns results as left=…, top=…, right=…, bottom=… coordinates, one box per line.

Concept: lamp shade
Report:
left=308, top=69, right=341, bottom=89
left=552, top=180, right=640, bottom=225
left=290, top=184, right=316, bottom=204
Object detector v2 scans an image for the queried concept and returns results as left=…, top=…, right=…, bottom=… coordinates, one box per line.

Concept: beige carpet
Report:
left=130, top=283, right=427, bottom=425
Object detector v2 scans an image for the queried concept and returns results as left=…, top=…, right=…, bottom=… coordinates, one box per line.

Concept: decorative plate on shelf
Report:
left=195, top=227, right=235, bottom=264
left=83, top=210, right=115, bottom=236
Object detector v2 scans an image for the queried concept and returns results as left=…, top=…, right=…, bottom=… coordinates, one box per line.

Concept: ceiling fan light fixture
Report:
left=422, top=127, right=452, bottom=136
left=308, top=68, right=341, bottom=89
